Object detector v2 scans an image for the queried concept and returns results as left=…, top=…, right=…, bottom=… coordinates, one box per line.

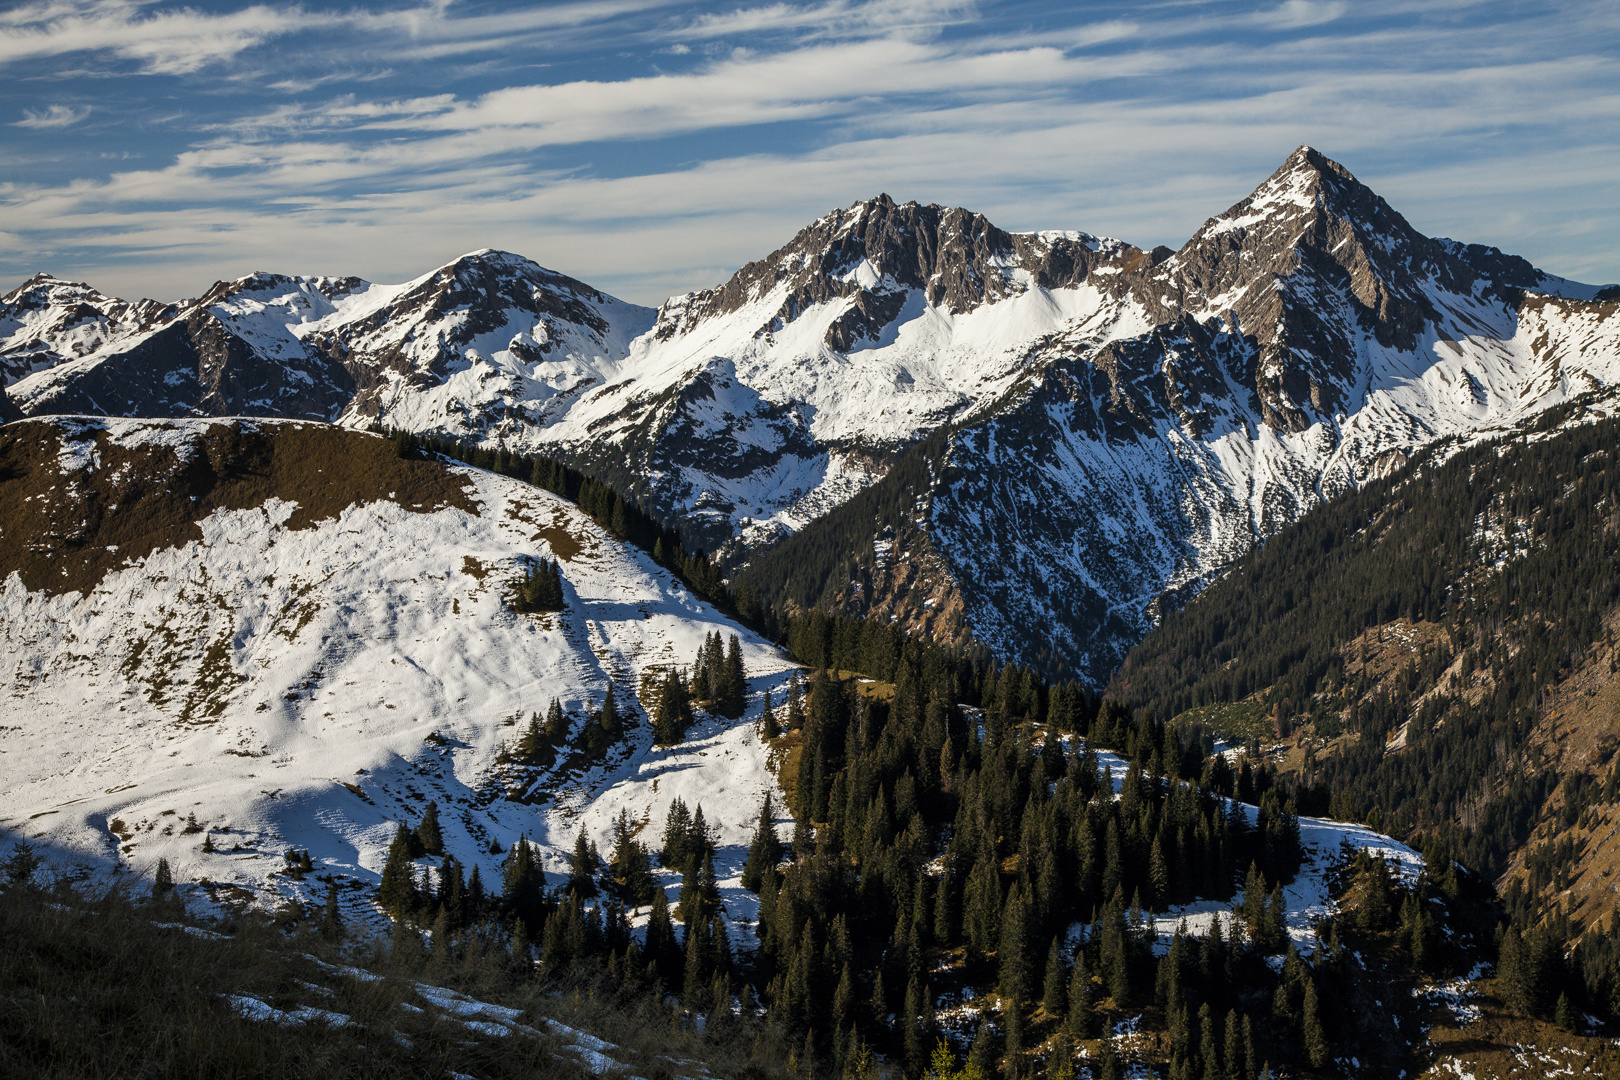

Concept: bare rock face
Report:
left=6, top=149, right=1618, bottom=686
left=17, top=307, right=355, bottom=421
left=653, top=193, right=1131, bottom=344
left=325, top=251, right=622, bottom=421
left=740, top=148, right=1620, bottom=684
left=1, top=274, right=175, bottom=386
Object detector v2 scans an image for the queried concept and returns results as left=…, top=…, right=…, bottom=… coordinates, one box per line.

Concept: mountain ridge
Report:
left=4, top=148, right=1617, bottom=684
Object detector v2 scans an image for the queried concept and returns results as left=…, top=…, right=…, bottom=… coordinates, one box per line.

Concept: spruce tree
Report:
left=715, top=634, right=747, bottom=718
left=568, top=832, right=599, bottom=898
left=760, top=688, right=778, bottom=739
left=378, top=824, right=417, bottom=917
left=502, top=837, right=546, bottom=934
left=415, top=801, right=444, bottom=856
left=1302, top=979, right=1329, bottom=1069
left=1042, top=938, right=1067, bottom=1018
left=786, top=671, right=805, bottom=731
left=519, top=711, right=546, bottom=761
left=654, top=670, right=692, bottom=745
left=544, top=697, right=568, bottom=742
left=606, top=809, right=654, bottom=905
left=152, top=857, right=174, bottom=899
left=999, top=883, right=1032, bottom=1005
left=741, top=791, right=783, bottom=892
left=659, top=799, right=693, bottom=868
left=599, top=683, right=622, bottom=742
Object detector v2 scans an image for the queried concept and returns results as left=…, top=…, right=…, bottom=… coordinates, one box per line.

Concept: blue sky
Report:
left=1, top=0, right=1616, bottom=304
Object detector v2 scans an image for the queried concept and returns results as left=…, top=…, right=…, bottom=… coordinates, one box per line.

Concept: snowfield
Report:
left=0, top=417, right=796, bottom=934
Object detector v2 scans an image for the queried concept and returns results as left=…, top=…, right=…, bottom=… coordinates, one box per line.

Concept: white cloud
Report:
left=0, top=0, right=325, bottom=74
left=1262, top=1, right=1348, bottom=30
left=16, top=103, right=90, bottom=128
left=0, top=0, right=1616, bottom=303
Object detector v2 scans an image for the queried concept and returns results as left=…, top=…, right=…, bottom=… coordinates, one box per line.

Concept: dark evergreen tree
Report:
left=654, top=670, right=693, bottom=745
left=605, top=809, right=655, bottom=906
left=378, top=824, right=417, bottom=917
left=715, top=634, right=747, bottom=718
left=740, top=791, right=783, bottom=892
left=567, top=832, right=600, bottom=898
left=414, top=801, right=444, bottom=857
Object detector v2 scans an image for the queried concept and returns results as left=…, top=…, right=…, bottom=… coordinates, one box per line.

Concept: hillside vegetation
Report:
left=1111, top=398, right=1620, bottom=1013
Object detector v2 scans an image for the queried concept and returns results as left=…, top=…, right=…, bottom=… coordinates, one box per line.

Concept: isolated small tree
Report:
left=759, top=688, right=778, bottom=739
left=2, top=842, right=41, bottom=891
left=152, top=857, right=174, bottom=899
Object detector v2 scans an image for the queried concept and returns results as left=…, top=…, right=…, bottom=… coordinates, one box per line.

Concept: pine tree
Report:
left=1555, top=991, right=1577, bottom=1031
left=568, top=832, right=599, bottom=898
left=599, top=683, right=622, bottom=742
left=544, top=697, right=568, bottom=742
left=999, top=883, right=1032, bottom=1005
left=1302, top=979, right=1329, bottom=1069
left=152, top=857, right=174, bottom=899
left=1042, top=938, right=1067, bottom=1018
left=659, top=798, right=693, bottom=868
left=1224, top=1010, right=1242, bottom=1080
left=378, top=823, right=417, bottom=917
left=519, top=711, right=546, bottom=761
left=415, top=801, right=444, bottom=856
left=1067, top=952, right=1095, bottom=1037
left=645, top=887, right=679, bottom=984
left=502, top=837, right=546, bottom=933
left=654, top=670, right=692, bottom=745
left=1150, top=834, right=1170, bottom=908
left=715, top=634, right=747, bottom=718
left=833, top=962, right=855, bottom=1030
left=760, top=687, right=778, bottom=739
left=786, top=671, right=805, bottom=731
left=606, top=809, right=654, bottom=906
left=741, top=792, right=783, bottom=892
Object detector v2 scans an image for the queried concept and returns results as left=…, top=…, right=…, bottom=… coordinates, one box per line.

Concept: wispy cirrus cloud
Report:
left=0, top=0, right=325, bottom=74
left=0, top=0, right=1615, bottom=305
left=15, top=103, right=90, bottom=128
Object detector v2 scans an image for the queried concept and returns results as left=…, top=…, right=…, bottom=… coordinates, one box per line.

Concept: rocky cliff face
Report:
left=5, top=149, right=1616, bottom=684
left=738, top=149, right=1620, bottom=683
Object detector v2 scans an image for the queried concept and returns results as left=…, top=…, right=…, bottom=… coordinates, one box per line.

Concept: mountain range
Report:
left=5, top=146, right=1617, bottom=683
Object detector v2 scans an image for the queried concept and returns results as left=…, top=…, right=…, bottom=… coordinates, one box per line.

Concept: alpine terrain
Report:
left=2, top=147, right=1619, bottom=1080
left=5, top=148, right=1617, bottom=685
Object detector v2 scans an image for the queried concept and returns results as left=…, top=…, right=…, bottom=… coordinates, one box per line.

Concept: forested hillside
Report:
left=1110, top=394, right=1620, bottom=1017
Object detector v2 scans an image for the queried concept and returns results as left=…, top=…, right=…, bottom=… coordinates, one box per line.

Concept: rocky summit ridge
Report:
left=4, top=147, right=1618, bottom=683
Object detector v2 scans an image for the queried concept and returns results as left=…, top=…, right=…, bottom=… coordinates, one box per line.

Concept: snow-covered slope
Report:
left=6, top=251, right=657, bottom=434
left=743, top=148, right=1620, bottom=683
left=0, top=273, right=175, bottom=386
left=5, top=149, right=1617, bottom=685
left=0, top=416, right=794, bottom=929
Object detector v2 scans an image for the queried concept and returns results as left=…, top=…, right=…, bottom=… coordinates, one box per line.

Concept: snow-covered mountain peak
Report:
left=1, top=273, right=175, bottom=386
